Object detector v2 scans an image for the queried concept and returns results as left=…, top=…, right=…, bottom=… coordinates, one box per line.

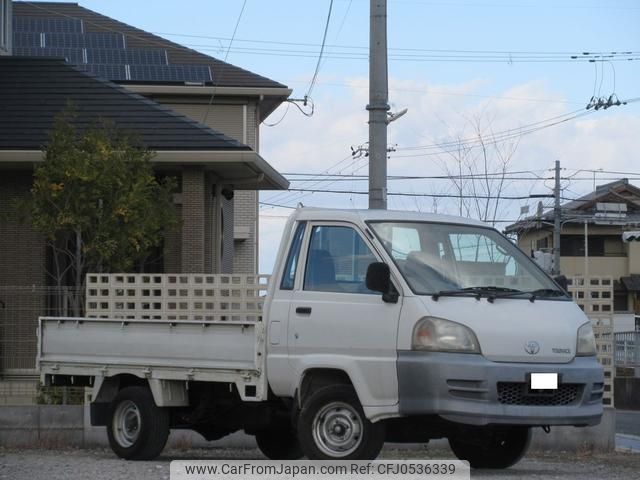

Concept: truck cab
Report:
left=264, top=208, right=603, bottom=466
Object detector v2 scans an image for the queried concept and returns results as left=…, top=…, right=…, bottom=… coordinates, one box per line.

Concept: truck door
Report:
left=288, top=222, right=402, bottom=408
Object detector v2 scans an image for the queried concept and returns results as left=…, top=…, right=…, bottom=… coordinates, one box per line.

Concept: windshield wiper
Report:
left=487, top=288, right=566, bottom=303
left=431, top=286, right=518, bottom=301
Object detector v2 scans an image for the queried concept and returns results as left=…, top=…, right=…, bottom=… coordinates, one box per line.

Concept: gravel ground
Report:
left=1, top=446, right=639, bottom=480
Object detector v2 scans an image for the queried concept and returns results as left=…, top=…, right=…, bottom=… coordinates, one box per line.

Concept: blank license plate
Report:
left=530, top=373, right=558, bottom=390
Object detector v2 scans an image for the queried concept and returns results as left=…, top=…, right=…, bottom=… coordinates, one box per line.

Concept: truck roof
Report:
left=289, top=207, right=489, bottom=227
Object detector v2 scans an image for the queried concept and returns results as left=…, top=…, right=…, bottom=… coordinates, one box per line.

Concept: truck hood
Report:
left=417, top=296, right=587, bottom=363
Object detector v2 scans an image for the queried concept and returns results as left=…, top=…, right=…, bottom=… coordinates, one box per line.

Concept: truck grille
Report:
left=497, top=382, right=581, bottom=406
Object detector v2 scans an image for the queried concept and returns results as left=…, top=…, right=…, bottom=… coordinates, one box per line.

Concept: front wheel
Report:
left=106, top=386, right=170, bottom=460
left=297, top=385, right=385, bottom=460
left=448, top=426, right=531, bottom=469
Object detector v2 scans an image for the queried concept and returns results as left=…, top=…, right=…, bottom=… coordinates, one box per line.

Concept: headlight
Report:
left=412, top=317, right=480, bottom=353
left=577, top=322, right=597, bottom=356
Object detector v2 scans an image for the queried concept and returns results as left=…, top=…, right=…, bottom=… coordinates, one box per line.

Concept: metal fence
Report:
left=615, top=331, right=640, bottom=368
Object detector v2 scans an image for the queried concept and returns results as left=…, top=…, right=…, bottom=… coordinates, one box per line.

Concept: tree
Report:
left=437, top=113, right=520, bottom=227
left=23, top=111, right=177, bottom=315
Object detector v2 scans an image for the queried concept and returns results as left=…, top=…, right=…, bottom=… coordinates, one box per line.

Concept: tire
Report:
left=448, top=426, right=531, bottom=469
left=297, top=384, right=385, bottom=460
left=106, top=386, right=170, bottom=460
left=255, top=428, right=304, bottom=460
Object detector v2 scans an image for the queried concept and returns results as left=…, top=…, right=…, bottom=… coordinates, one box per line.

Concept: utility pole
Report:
left=553, top=160, right=561, bottom=275
left=367, top=0, right=389, bottom=210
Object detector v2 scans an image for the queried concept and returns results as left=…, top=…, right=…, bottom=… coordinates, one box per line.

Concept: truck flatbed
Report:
left=37, top=316, right=266, bottom=401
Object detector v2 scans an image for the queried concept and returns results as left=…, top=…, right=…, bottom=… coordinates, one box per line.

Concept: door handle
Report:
left=296, top=307, right=312, bottom=315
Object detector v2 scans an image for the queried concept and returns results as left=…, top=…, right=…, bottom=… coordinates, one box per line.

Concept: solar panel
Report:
left=87, top=48, right=168, bottom=66
left=129, top=64, right=213, bottom=83
left=45, top=32, right=125, bottom=49
left=13, top=32, right=43, bottom=47
left=78, top=64, right=128, bottom=81
left=14, top=47, right=85, bottom=65
left=13, top=16, right=83, bottom=33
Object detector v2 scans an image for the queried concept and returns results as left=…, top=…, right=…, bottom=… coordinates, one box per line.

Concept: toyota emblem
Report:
left=524, top=341, right=540, bottom=355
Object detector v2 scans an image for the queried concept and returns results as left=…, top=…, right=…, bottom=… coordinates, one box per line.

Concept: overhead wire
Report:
left=391, top=109, right=597, bottom=158
left=153, top=31, right=639, bottom=60
left=201, top=0, right=248, bottom=125
left=396, top=108, right=589, bottom=151
left=305, top=0, right=335, bottom=100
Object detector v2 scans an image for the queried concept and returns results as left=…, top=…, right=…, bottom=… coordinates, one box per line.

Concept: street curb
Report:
left=615, top=433, right=640, bottom=453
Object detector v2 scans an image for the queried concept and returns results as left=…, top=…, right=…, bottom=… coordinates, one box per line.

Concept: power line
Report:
left=179, top=43, right=640, bottom=64
left=279, top=79, right=585, bottom=105
left=259, top=201, right=296, bottom=209
left=285, top=176, right=549, bottom=182
left=154, top=32, right=638, bottom=58
left=396, top=108, right=588, bottom=151
left=391, top=109, right=598, bottom=158
left=306, top=0, right=335, bottom=100
left=264, top=153, right=358, bottom=205
left=283, top=188, right=550, bottom=200
left=23, top=2, right=640, bottom=68
left=282, top=170, right=549, bottom=181
left=565, top=168, right=640, bottom=177
left=269, top=154, right=370, bottom=206
left=201, top=0, right=248, bottom=125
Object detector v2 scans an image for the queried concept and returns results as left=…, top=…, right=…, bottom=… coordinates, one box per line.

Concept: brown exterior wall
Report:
left=180, top=168, right=206, bottom=273
left=0, top=170, right=46, bottom=372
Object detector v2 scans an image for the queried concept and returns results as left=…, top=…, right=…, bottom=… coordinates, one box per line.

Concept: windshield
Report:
left=369, top=221, right=561, bottom=297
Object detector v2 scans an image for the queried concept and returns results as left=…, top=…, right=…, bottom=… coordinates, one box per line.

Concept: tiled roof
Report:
left=504, top=179, right=640, bottom=233
left=12, top=2, right=287, bottom=88
left=0, top=57, right=252, bottom=151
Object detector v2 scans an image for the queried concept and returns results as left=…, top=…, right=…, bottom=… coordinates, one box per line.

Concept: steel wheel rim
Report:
left=113, top=400, right=141, bottom=448
left=312, top=401, right=363, bottom=457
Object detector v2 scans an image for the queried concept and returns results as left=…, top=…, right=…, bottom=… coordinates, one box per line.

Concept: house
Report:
left=0, top=1, right=291, bottom=402
left=12, top=1, right=292, bottom=274
left=505, top=179, right=640, bottom=331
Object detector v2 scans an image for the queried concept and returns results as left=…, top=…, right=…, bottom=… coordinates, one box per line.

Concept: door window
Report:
left=303, top=226, right=378, bottom=294
left=280, top=222, right=306, bottom=290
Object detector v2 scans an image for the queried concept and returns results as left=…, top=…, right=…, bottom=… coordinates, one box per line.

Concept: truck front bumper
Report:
left=397, top=351, right=604, bottom=427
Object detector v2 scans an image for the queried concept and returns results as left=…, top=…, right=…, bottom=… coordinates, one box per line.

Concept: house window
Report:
left=536, top=236, right=550, bottom=250
left=560, top=235, right=605, bottom=256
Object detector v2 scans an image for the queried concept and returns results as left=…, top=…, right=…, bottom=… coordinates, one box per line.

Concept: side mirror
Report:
left=366, top=262, right=398, bottom=303
left=553, top=274, right=568, bottom=293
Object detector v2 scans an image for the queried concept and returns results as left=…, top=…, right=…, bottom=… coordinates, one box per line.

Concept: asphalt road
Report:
left=615, top=409, right=640, bottom=437
left=2, top=447, right=640, bottom=480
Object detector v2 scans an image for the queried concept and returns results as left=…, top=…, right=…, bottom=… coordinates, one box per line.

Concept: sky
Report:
left=44, top=0, right=640, bottom=273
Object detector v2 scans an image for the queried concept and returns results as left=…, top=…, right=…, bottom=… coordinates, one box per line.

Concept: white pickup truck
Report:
left=37, top=208, right=604, bottom=468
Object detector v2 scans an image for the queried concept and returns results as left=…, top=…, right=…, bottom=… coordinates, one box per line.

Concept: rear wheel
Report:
left=297, top=385, right=385, bottom=460
left=107, top=386, right=170, bottom=460
left=255, top=428, right=304, bottom=460
left=449, top=426, right=531, bottom=469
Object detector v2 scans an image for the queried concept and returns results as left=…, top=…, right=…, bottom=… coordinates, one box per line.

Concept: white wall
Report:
left=614, top=313, right=637, bottom=333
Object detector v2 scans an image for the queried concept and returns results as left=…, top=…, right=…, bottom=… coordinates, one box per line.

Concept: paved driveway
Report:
left=2, top=447, right=640, bottom=480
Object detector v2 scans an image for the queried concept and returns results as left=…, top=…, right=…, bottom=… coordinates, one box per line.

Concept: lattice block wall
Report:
left=568, top=275, right=614, bottom=406
left=86, top=274, right=270, bottom=321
